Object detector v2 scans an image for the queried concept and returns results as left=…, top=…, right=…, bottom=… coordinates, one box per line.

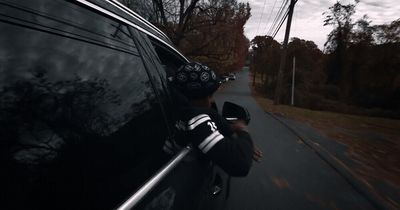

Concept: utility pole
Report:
left=252, top=54, right=256, bottom=86
left=291, top=56, right=296, bottom=106
left=274, top=0, right=297, bottom=105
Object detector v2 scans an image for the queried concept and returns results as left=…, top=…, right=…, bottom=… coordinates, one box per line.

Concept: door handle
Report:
left=212, top=185, right=222, bottom=195
left=211, top=174, right=223, bottom=196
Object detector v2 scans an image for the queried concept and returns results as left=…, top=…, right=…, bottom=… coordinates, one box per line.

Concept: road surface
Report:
left=214, top=68, right=375, bottom=210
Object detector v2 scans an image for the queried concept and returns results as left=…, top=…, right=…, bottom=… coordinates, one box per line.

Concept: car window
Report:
left=0, top=1, right=171, bottom=209
left=132, top=28, right=169, bottom=99
left=151, top=39, right=188, bottom=78
left=87, top=0, right=171, bottom=45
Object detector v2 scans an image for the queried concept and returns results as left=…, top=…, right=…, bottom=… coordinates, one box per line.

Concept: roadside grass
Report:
left=251, top=76, right=400, bottom=206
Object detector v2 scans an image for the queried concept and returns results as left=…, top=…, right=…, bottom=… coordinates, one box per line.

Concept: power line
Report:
left=263, top=0, right=278, bottom=34
left=267, top=1, right=285, bottom=35
left=267, top=0, right=289, bottom=36
left=256, top=0, right=269, bottom=35
left=271, top=7, right=289, bottom=39
left=269, top=0, right=289, bottom=36
left=266, top=0, right=287, bottom=35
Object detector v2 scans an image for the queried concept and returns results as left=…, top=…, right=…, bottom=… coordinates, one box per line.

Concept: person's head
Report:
left=172, top=62, right=221, bottom=107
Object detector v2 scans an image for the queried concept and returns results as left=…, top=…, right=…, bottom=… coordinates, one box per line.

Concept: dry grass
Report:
left=251, top=81, right=400, bottom=207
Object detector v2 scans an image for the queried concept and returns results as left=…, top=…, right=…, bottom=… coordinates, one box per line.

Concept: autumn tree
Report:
left=323, top=0, right=400, bottom=111
left=118, top=0, right=200, bottom=45
left=287, top=38, right=324, bottom=90
left=323, top=0, right=358, bottom=86
left=374, top=18, right=400, bottom=44
left=351, top=15, right=374, bottom=45
left=270, top=38, right=325, bottom=105
left=180, top=0, right=251, bottom=73
left=250, top=36, right=281, bottom=95
left=322, top=1, right=400, bottom=114
left=120, top=0, right=251, bottom=73
left=344, top=18, right=400, bottom=111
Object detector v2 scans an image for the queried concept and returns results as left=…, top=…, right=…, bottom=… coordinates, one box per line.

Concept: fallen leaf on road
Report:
left=296, top=138, right=304, bottom=144
left=271, top=176, right=290, bottom=189
left=305, top=193, right=327, bottom=208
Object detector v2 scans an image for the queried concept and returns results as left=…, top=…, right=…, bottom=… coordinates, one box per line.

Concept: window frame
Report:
left=74, top=0, right=189, bottom=63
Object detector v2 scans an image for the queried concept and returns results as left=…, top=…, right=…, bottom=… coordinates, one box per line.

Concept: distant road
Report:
left=214, top=68, right=375, bottom=210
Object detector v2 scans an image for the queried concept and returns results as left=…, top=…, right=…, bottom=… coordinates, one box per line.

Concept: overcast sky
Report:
left=239, top=0, right=400, bottom=50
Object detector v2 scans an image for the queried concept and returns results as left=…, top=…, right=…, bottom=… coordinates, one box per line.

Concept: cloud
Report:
left=363, top=2, right=384, bottom=8
left=240, top=0, right=399, bottom=49
left=356, top=1, right=400, bottom=25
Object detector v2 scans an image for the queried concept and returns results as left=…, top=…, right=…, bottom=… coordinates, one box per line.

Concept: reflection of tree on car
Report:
left=0, top=69, right=167, bottom=209
left=0, top=70, right=119, bottom=162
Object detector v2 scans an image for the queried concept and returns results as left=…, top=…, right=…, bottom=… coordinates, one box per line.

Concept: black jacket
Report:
left=166, top=87, right=254, bottom=177
left=177, top=106, right=254, bottom=177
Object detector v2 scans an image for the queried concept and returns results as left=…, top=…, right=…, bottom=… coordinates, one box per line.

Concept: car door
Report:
left=0, top=0, right=178, bottom=209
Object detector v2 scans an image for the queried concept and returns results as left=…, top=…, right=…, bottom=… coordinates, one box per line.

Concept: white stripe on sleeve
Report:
left=198, top=130, right=221, bottom=149
left=188, top=116, right=211, bottom=130
left=202, top=134, right=224, bottom=153
left=188, top=114, right=209, bottom=125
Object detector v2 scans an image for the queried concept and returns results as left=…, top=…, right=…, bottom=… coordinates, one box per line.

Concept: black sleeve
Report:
left=187, top=114, right=254, bottom=177
left=209, top=110, right=235, bottom=137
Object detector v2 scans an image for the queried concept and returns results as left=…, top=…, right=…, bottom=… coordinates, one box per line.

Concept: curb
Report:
left=266, top=111, right=394, bottom=210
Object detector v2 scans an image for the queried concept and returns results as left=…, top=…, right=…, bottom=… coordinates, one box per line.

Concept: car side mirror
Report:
left=222, top=101, right=250, bottom=125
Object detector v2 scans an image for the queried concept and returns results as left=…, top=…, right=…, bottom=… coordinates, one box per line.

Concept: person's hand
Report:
left=253, top=146, right=263, bottom=162
left=230, top=119, right=249, bottom=132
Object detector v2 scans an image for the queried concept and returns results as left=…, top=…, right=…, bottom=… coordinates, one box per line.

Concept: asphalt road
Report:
left=214, top=68, right=376, bottom=210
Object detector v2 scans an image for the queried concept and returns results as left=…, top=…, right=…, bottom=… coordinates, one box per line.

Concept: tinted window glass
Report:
left=151, top=40, right=187, bottom=78
left=87, top=0, right=172, bottom=45
left=133, top=29, right=168, bottom=95
left=0, top=0, right=170, bottom=209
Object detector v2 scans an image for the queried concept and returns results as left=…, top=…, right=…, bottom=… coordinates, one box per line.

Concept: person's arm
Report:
left=187, top=114, right=254, bottom=177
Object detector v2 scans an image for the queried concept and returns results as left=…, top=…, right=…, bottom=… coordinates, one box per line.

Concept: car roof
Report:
left=77, top=0, right=189, bottom=62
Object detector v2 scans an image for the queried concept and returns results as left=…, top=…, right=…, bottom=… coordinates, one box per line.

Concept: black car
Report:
left=0, top=0, right=229, bottom=209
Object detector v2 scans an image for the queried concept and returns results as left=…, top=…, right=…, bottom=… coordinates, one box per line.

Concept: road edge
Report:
left=266, top=111, right=394, bottom=210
